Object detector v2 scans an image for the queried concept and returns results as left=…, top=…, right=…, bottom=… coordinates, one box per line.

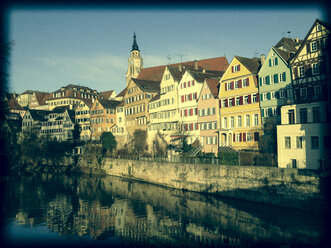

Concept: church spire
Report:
left=131, top=32, right=140, bottom=52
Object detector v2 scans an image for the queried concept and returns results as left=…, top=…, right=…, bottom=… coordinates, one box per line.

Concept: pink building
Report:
left=197, top=79, right=221, bottom=155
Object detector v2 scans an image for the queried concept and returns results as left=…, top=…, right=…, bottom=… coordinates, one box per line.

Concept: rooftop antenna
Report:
left=167, top=55, right=171, bottom=64
left=177, top=54, right=187, bottom=64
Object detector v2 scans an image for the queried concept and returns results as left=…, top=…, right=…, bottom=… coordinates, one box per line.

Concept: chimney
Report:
left=194, top=60, right=198, bottom=70
left=260, top=54, right=266, bottom=65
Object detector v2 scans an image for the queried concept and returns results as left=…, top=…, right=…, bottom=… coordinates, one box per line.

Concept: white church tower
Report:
left=126, top=32, right=143, bottom=86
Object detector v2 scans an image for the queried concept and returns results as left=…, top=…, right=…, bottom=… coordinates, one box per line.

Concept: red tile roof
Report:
left=137, top=56, right=229, bottom=82
left=205, top=79, right=220, bottom=98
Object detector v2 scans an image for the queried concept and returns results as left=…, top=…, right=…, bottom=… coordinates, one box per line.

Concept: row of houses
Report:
left=3, top=19, right=330, bottom=170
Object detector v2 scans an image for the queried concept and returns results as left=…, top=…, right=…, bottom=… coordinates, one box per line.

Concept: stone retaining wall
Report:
left=79, top=157, right=329, bottom=212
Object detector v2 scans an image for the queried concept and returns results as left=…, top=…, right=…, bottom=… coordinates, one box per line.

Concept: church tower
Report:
left=126, top=32, right=143, bottom=86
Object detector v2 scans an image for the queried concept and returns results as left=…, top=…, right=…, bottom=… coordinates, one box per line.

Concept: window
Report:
left=300, top=88, right=307, bottom=98
left=233, top=64, right=240, bottom=72
left=237, top=116, right=242, bottom=127
left=222, top=99, right=227, bottom=108
left=285, top=137, right=291, bottom=149
left=312, top=63, right=319, bottom=75
left=299, top=66, right=305, bottom=78
left=243, top=78, right=248, bottom=87
left=299, top=108, right=308, bottom=123
left=247, top=133, right=252, bottom=141
left=244, top=96, right=249, bottom=104
left=245, top=115, right=250, bottom=127
left=310, top=41, right=318, bottom=52
left=314, top=85, right=322, bottom=96
left=254, top=114, right=259, bottom=126
left=230, top=117, right=234, bottom=128
left=296, top=137, right=303, bottom=149
left=313, top=107, right=321, bottom=122
left=235, top=80, right=239, bottom=89
left=223, top=117, right=228, bottom=128
left=311, top=136, right=319, bottom=149
left=280, top=90, right=285, bottom=98
left=227, top=82, right=232, bottom=91
left=236, top=97, right=240, bottom=106
left=288, top=109, right=295, bottom=124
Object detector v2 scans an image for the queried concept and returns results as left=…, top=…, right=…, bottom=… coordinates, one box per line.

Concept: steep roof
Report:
left=7, top=97, right=25, bottom=111
left=28, top=109, right=51, bottom=122
left=275, top=37, right=303, bottom=53
left=149, top=94, right=161, bottom=103
left=290, top=19, right=330, bottom=65
left=137, top=56, right=229, bottom=82
left=235, top=56, right=261, bottom=74
left=100, top=90, right=115, bottom=100
left=98, top=99, right=121, bottom=109
left=116, top=87, right=128, bottom=97
left=273, top=47, right=292, bottom=63
left=205, top=79, right=220, bottom=98
left=188, top=70, right=222, bottom=82
left=52, top=106, right=71, bottom=113
left=132, top=78, right=160, bottom=93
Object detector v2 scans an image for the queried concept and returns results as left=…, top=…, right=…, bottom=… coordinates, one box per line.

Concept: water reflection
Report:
left=2, top=173, right=328, bottom=247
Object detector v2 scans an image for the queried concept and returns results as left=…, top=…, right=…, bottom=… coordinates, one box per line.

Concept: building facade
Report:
left=197, top=79, right=220, bottom=154
left=290, top=19, right=330, bottom=104
left=277, top=101, right=330, bottom=169
left=258, top=48, right=295, bottom=124
left=75, top=99, right=93, bottom=142
left=219, top=56, right=262, bottom=150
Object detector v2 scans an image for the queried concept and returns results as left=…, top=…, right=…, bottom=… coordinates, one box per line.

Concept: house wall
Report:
left=198, top=82, right=219, bottom=154
left=178, top=72, right=202, bottom=144
left=219, top=57, right=262, bottom=150
left=258, top=48, right=294, bottom=124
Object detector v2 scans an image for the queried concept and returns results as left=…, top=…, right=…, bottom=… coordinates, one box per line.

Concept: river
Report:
left=1, top=173, right=329, bottom=247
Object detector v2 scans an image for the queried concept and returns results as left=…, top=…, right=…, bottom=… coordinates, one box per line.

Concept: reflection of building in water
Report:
left=15, top=211, right=35, bottom=227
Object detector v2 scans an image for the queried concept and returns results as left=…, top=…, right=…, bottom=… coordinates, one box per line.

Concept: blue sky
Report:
left=7, top=4, right=326, bottom=95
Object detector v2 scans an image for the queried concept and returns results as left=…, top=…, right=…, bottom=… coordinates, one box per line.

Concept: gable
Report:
left=220, top=57, right=252, bottom=81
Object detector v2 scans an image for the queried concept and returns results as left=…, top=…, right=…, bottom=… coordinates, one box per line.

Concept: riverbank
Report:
left=8, top=157, right=331, bottom=213
left=95, top=157, right=330, bottom=213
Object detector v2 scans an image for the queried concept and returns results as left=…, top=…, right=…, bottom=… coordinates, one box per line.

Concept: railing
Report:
left=113, top=152, right=278, bottom=167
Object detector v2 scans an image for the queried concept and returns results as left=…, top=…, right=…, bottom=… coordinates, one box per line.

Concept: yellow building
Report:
left=75, top=99, right=93, bottom=142
left=219, top=56, right=262, bottom=150
left=124, top=78, right=160, bottom=138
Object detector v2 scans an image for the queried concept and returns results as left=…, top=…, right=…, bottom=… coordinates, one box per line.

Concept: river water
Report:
left=1, top=173, right=329, bottom=247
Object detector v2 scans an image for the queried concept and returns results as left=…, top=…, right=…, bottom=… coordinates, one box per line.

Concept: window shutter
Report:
left=274, top=73, right=279, bottom=83
left=195, top=92, right=197, bottom=99
left=307, top=43, right=311, bottom=53
left=275, top=57, right=278, bottom=65
left=246, top=78, right=249, bottom=86
left=243, top=133, right=246, bottom=142
left=267, top=92, right=271, bottom=100
left=239, top=79, right=242, bottom=88
left=275, top=91, right=279, bottom=99
left=231, top=81, right=234, bottom=90
left=231, top=66, right=234, bottom=73
left=196, top=123, right=199, bottom=130
left=239, top=133, right=242, bottom=142
left=256, top=93, right=260, bottom=102
left=180, top=111, right=182, bottom=117
left=261, top=109, right=264, bottom=117
left=192, top=80, right=195, bottom=86
left=254, top=132, right=259, bottom=141
left=185, top=109, right=187, bottom=116
left=240, top=96, right=243, bottom=105
left=219, top=100, right=222, bottom=108
left=259, top=77, right=262, bottom=86
left=225, top=82, right=227, bottom=91
left=283, top=72, right=286, bottom=81
left=269, top=59, right=272, bottom=67
left=232, top=98, right=235, bottom=106
left=181, top=95, right=184, bottom=103
left=268, top=108, right=273, bottom=116
left=266, top=76, right=270, bottom=85
left=188, top=81, right=190, bottom=87
left=248, top=95, right=251, bottom=103
left=233, top=134, right=236, bottom=142
left=195, top=108, right=198, bottom=115
left=293, top=67, right=298, bottom=78
left=238, top=64, right=240, bottom=71
left=225, top=99, right=228, bottom=107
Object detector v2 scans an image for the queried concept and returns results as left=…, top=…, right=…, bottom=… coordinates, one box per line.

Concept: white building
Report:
left=277, top=101, right=330, bottom=170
